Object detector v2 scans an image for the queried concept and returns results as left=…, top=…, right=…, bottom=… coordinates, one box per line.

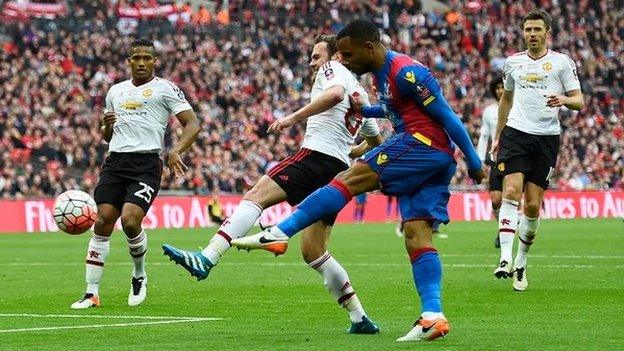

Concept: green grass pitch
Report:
left=1, top=219, right=623, bottom=350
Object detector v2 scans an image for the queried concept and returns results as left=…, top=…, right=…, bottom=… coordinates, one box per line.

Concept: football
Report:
left=53, top=190, right=98, bottom=235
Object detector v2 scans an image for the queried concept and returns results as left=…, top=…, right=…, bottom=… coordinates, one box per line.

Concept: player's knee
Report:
left=524, top=201, right=541, bottom=217
left=243, top=186, right=261, bottom=202
left=337, top=165, right=377, bottom=194
left=402, top=221, right=433, bottom=250
left=94, top=218, right=113, bottom=236
left=503, top=184, right=522, bottom=201
left=120, top=214, right=142, bottom=237
left=491, top=193, right=503, bottom=210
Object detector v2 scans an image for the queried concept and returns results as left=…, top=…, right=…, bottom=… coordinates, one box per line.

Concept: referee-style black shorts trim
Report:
left=94, top=152, right=163, bottom=214
left=267, top=148, right=348, bottom=225
left=495, top=126, right=559, bottom=189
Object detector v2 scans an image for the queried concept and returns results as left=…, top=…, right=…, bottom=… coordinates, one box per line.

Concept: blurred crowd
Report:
left=0, top=0, right=622, bottom=199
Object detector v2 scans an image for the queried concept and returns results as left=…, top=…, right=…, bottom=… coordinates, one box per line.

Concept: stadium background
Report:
left=1, top=2, right=623, bottom=350
left=0, top=0, right=623, bottom=232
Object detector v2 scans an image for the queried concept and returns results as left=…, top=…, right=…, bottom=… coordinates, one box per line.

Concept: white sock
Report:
left=201, top=200, right=262, bottom=263
left=127, top=230, right=147, bottom=278
left=514, top=215, right=539, bottom=268
left=85, top=234, right=110, bottom=296
left=309, top=252, right=366, bottom=323
left=498, top=199, right=520, bottom=263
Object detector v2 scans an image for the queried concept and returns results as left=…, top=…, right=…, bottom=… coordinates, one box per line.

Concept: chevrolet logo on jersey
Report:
left=121, top=100, right=143, bottom=110
left=404, top=71, right=416, bottom=84
left=521, top=73, right=544, bottom=83
left=376, top=153, right=389, bottom=165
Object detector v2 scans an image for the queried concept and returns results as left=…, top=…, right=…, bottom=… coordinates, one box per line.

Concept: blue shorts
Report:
left=361, top=132, right=456, bottom=224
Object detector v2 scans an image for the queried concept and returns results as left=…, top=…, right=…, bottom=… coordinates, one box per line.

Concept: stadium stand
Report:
left=0, top=0, right=622, bottom=198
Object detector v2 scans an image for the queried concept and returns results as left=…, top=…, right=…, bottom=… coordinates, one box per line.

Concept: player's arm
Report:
left=396, top=67, right=482, bottom=171
left=476, top=111, right=491, bottom=163
left=349, top=97, right=383, bottom=158
left=167, top=109, right=200, bottom=178
left=395, top=66, right=485, bottom=182
left=545, top=89, right=583, bottom=110
left=494, top=89, right=514, bottom=145
left=99, top=90, right=115, bottom=143
left=172, top=109, right=201, bottom=155
left=269, top=85, right=345, bottom=133
left=270, top=63, right=348, bottom=133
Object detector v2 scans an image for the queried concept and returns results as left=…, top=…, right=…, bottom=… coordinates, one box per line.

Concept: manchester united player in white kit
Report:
left=163, top=35, right=382, bottom=333
left=491, top=10, right=584, bottom=291
left=71, top=39, right=200, bottom=309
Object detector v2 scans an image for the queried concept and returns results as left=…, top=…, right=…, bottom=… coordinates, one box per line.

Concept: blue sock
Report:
left=277, top=181, right=352, bottom=237
left=410, top=248, right=442, bottom=313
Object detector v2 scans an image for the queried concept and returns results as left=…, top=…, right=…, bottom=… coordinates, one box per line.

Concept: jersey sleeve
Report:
left=360, top=118, right=380, bottom=137
left=162, top=80, right=193, bottom=115
left=502, top=59, right=514, bottom=91
left=395, top=65, right=482, bottom=171
left=317, top=61, right=349, bottom=92
left=560, top=55, right=581, bottom=92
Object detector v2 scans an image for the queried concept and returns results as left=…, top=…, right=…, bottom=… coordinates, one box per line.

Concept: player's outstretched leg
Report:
left=163, top=176, right=283, bottom=279
left=232, top=179, right=355, bottom=252
left=162, top=200, right=262, bottom=279
left=397, top=221, right=450, bottom=342
left=162, top=244, right=215, bottom=281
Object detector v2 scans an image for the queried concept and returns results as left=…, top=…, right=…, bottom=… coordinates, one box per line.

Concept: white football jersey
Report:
left=105, top=77, right=193, bottom=153
left=477, top=103, right=498, bottom=162
left=503, top=50, right=581, bottom=135
left=302, top=61, right=380, bottom=165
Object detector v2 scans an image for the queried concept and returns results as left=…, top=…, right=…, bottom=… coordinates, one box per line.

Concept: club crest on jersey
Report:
left=497, top=162, right=505, bottom=172
left=404, top=71, right=416, bottom=84
left=121, top=100, right=143, bottom=110
left=142, top=88, right=153, bottom=97
left=324, top=68, right=334, bottom=80
left=542, top=62, right=553, bottom=71
left=376, top=153, right=389, bottom=165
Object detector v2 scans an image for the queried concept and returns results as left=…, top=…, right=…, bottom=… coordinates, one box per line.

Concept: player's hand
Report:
left=268, top=115, right=296, bottom=133
left=468, top=165, right=488, bottom=185
left=167, top=151, right=187, bottom=178
left=490, top=139, right=499, bottom=156
left=100, top=111, right=116, bottom=127
left=348, top=92, right=365, bottom=113
left=545, top=94, right=568, bottom=108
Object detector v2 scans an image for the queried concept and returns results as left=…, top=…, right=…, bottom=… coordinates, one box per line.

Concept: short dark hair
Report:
left=522, top=9, right=551, bottom=31
left=489, top=74, right=504, bottom=98
left=336, top=19, right=380, bottom=43
left=129, top=38, right=155, bottom=55
left=314, top=34, right=337, bottom=57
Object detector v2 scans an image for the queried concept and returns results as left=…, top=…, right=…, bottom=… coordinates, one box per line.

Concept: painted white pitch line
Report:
left=0, top=318, right=219, bottom=334
left=0, top=313, right=222, bottom=320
